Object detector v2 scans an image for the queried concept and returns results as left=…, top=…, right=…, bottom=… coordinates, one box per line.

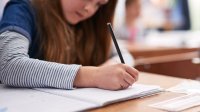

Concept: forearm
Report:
left=0, top=31, right=81, bottom=89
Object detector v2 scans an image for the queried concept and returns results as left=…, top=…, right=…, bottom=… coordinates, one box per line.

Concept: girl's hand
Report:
left=74, top=64, right=139, bottom=90
left=95, top=64, right=139, bottom=90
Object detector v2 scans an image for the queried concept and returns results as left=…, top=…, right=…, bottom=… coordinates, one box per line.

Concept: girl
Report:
left=0, top=0, right=138, bottom=90
left=115, top=0, right=143, bottom=43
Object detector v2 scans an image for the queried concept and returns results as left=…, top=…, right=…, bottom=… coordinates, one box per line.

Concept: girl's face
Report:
left=126, top=0, right=141, bottom=20
left=61, top=0, right=109, bottom=25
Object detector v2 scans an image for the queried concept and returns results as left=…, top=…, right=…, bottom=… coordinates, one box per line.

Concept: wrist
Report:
left=74, top=66, right=98, bottom=88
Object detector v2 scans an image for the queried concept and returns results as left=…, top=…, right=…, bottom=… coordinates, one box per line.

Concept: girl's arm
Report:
left=0, top=31, right=138, bottom=90
left=0, top=31, right=81, bottom=89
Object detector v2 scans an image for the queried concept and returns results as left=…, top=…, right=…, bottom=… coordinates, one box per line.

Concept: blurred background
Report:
left=113, top=0, right=200, bottom=80
left=114, top=0, right=200, bottom=42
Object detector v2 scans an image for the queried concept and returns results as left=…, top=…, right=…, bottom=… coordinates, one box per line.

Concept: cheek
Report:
left=61, top=0, right=84, bottom=22
left=61, top=1, right=73, bottom=14
left=61, top=0, right=84, bottom=13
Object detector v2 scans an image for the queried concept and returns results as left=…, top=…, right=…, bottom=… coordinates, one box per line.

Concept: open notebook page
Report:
left=0, top=85, right=97, bottom=112
left=36, top=84, right=163, bottom=106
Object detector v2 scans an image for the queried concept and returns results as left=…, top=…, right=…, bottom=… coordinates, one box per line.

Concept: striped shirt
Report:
left=0, top=31, right=134, bottom=89
left=0, top=31, right=81, bottom=89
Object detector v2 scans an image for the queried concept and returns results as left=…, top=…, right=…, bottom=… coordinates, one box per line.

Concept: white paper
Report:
left=36, top=84, right=163, bottom=106
left=167, top=80, right=200, bottom=94
left=149, top=94, right=200, bottom=112
left=0, top=85, right=97, bottom=112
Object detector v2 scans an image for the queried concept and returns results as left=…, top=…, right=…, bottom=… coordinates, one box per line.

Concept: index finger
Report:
left=124, top=65, right=139, bottom=81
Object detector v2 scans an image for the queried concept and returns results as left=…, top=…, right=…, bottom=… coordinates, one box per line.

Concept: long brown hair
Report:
left=31, top=0, right=117, bottom=66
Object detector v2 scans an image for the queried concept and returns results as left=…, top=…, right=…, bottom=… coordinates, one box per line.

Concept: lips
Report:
left=76, top=12, right=84, bottom=18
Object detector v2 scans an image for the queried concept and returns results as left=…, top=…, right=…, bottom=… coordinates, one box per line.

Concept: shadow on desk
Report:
left=135, top=52, right=200, bottom=79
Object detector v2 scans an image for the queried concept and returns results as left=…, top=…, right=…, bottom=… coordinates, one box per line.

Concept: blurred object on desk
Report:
left=167, top=80, right=200, bottom=94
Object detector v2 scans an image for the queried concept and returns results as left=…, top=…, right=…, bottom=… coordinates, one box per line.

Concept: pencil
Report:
left=107, top=23, right=125, bottom=64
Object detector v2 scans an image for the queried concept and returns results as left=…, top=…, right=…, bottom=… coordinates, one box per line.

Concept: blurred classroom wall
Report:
left=114, top=0, right=200, bottom=32
left=189, top=0, right=200, bottom=30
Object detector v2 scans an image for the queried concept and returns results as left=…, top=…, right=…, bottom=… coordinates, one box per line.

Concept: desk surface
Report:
left=90, top=72, right=200, bottom=112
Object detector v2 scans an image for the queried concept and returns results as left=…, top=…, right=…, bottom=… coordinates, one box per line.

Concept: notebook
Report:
left=0, top=85, right=97, bottom=112
left=35, top=84, right=163, bottom=109
left=0, top=84, right=163, bottom=112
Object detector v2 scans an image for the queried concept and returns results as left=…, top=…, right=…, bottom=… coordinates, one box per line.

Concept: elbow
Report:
left=0, top=58, right=21, bottom=86
left=0, top=68, right=13, bottom=86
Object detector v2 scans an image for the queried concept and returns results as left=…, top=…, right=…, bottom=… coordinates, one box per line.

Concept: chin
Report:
left=68, top=19, right=81, bottom=25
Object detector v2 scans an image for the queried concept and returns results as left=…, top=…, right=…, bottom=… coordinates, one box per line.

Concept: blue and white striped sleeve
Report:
left=0, top=31, right=81, bottom=89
